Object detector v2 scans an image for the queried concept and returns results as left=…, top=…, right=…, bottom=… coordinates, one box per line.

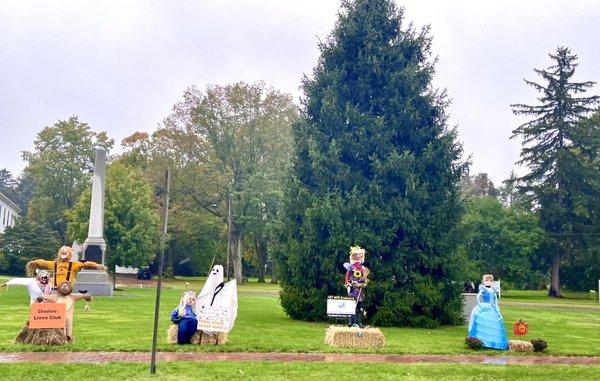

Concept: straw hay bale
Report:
left=14, top=321, right=67, bottom=346
left=508, top=339, right=534, bottom=352
left=166, top=324, right=227, bottom=345
left=325, top=325, right=385, bottom=348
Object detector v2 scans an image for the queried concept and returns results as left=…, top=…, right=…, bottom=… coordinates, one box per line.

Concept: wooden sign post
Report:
left=28, top=303, right=66, bottom=329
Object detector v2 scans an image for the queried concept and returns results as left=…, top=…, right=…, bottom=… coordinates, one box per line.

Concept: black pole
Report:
left=226, top=193, right=232, bottom=282
left=150, top=169, right=170, bottom=374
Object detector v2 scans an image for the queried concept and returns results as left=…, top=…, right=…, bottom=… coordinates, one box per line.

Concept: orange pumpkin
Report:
left=513, top=319, right=529, bottom=336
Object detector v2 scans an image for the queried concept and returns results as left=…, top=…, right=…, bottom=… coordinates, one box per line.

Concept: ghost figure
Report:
left=195, top=265, right=238, bottom=333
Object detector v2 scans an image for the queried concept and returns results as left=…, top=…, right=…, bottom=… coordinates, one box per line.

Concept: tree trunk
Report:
left=270, top=260, right=278, bottom=284
left=255, top=236, right=267, bottom=283
left=230, top=221, right=243, bottom=285
left=548, top=251, right=562, bottom=297
left=112, top=267, right=117, bottom=290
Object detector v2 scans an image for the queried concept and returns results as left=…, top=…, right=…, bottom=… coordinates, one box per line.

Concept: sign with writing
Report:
left=326, top=297, right=356, bottom=317
left=28, top=303, right=66, bottom=329
left=197, top=306, right=231, bottom=333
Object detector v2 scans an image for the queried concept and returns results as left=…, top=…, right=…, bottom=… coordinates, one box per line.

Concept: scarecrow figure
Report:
left=1, top=269, right=52, bottom=304
left=169, top=291, right=198, bottom=344
left=15, top=281, right=92, bottom=345
left=343, top=246, right=370, bottom=328
left=26, top=246, right=107, bottom=290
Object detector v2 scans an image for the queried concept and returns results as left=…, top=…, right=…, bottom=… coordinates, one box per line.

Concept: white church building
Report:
left=0, top=192, right=20, bottom=234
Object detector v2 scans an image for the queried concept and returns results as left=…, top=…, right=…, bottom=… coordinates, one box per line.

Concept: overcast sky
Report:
left=1, top=0, right=599, bottom=185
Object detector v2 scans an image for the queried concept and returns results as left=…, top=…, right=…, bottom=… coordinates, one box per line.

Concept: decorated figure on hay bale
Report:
left=1, top=269, right=52, bottom=305
left=166, top=265, right=236, bottom=345
left=467, top=274, right=508, bottom=350
left=15, top=281, right=93, bottom=345
left=25, top=246, right=107, bottom=290
left=343, top=246, right=370, bottom=328
left=324, top=245, right=384, bottom=348
left=195, top=265, right=237, bottom=344
left=168, top=291, right=198, bottom=344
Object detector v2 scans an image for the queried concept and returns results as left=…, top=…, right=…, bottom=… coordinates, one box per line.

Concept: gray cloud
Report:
left=1, top=0, right=599, bottom=186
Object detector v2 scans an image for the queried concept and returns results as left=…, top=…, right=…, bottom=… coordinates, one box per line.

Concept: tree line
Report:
left=0, top=0, right=598, bottom=326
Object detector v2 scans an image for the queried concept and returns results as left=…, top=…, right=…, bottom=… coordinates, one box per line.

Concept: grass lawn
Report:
left=1, top=275, right=599, bottom=355
left=3, top=362, right=600, bottom=381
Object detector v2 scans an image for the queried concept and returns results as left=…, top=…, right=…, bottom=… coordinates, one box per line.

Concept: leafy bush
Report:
left=465, top=336, right=483, bottom=350
left=530, top=338, right=548, bottom=352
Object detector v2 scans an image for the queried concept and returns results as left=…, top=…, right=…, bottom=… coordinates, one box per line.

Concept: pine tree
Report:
left=511, top=47, right=600, bottom=297
left=276, top=0, right=465, bottom=327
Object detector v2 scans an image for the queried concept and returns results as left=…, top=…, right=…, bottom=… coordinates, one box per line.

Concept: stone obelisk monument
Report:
left=74, top=147, right=113, bottom=296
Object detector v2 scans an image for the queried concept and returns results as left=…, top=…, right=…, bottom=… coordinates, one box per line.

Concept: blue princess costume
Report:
left=468, top=285, right=508, bottom=350
left=170, top=303, right=198, bottom=344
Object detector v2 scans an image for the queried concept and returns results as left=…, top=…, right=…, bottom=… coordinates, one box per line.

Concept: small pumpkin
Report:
left=513, top=319, right=529, bottom=336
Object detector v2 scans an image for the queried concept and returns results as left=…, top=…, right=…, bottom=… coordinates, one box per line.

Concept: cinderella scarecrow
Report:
left=467, top=273, right=509, bottom=350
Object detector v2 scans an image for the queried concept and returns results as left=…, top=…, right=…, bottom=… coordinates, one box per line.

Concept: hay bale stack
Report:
left=14, top=321, right=67, bottom=346
left=166, top=325, right=227, bottom=345
left=325, top=325, right=385, bottom=348
left=191, top=330, right=227, bottom=345
left=508, top=339, right=534, bottom=352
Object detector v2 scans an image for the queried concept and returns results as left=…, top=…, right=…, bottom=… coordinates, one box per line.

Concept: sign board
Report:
left=326, top=297, right=356, bottom=317
left=197, top=306, right=231, bottom=333
left=28, top=303, right=66, bottom=329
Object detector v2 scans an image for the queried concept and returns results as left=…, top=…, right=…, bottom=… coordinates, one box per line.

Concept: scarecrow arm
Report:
left=79, top=261, right=107, bottom=272
left=26, top=260, right=54, bottom=277
left=42, top=294, right=59, bottom=303
left=71, top=293, right=93, bottom=302
left=4, top=278, right=36, bottom=286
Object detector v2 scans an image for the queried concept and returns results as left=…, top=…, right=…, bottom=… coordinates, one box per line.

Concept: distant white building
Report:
left=0, top=192, right=21, bottom=234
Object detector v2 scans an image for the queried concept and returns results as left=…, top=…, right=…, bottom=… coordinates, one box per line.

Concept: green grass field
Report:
left=1, top=275, right=599, bottom=356
left=3, top=362, right=600, bottom=381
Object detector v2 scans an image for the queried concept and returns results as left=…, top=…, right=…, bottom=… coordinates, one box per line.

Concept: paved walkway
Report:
left=2, top=351, right=600, bottom=365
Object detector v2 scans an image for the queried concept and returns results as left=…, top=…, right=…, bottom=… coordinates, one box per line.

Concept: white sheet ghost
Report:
left=195, top=265, right=238, bottom=332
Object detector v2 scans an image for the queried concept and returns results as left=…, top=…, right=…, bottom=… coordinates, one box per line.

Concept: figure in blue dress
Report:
left=467, top=274, right=508, bottom=350
left=170, top=291, right=198, bottom=344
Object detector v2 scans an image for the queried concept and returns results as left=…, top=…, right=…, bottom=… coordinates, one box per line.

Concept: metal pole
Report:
left=226, top=193, right=232, bottom=282
left=150, top=169, right=170, bottom=374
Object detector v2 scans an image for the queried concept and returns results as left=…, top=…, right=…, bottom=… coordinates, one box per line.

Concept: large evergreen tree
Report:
left=276, top=0, right=465, bottom=327
left=511, top=47, right=600, bottom=297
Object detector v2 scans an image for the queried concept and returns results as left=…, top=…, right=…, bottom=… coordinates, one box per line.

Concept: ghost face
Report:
left=209, top=265, right=224, bottom=284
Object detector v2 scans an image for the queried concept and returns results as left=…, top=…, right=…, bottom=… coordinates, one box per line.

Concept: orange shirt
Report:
left=31, top=259, right=101, bottom=287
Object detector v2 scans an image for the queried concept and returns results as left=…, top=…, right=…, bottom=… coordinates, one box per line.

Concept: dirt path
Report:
left=1, top=351, right=600, bottom=365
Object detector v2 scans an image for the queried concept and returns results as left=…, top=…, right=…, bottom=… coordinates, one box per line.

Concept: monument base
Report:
left=462, top=292, right=478, bottom=325
left=74, top=270, right=113, bottom=296
left=325, top=325, right=385, bottom=348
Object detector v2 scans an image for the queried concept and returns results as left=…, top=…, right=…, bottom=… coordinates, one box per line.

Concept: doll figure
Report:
left=1, top=269, right=52, bottom=305
left=170, top=291, right=198, bottom=344
left=26, top=246, right=107, bottom=289
left=343, top=246, right=370, bottom=328
left=467, top=274, right=508, bottom=350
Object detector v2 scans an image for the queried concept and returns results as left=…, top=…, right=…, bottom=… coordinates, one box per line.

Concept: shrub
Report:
left=465, top=336, right=483, bottom=350
left=530, top=338, right=548, bottom=352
